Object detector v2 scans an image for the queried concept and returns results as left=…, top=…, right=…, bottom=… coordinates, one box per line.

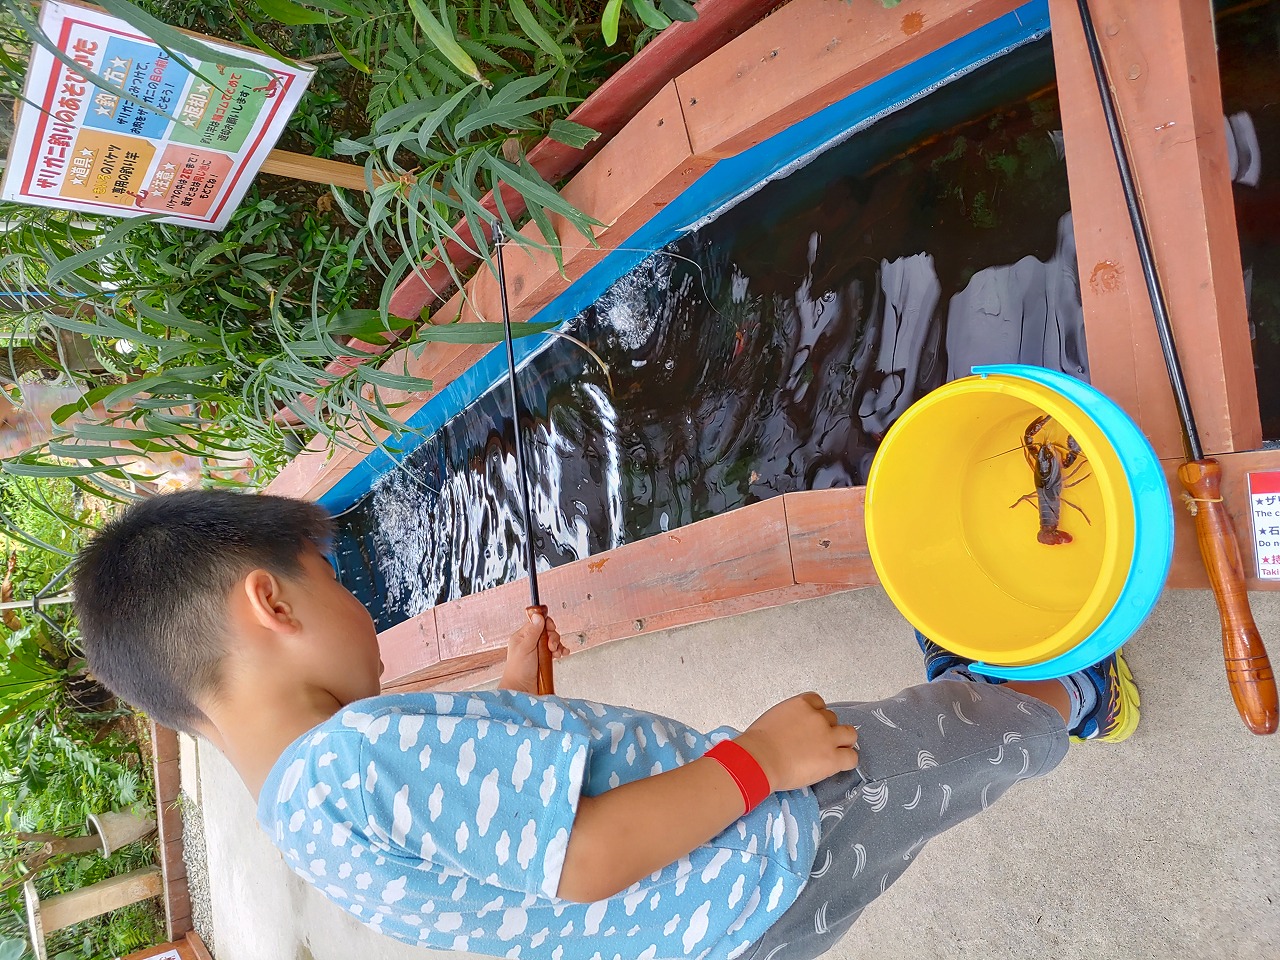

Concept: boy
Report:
left=73, top=490, right=1136, bottom=960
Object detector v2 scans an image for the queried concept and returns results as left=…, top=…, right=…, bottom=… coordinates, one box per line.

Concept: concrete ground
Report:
left=188, top=586, right=1280, bottom=960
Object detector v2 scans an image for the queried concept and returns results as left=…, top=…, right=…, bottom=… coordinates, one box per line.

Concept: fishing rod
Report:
left=1076, top=0, right=1276, bottom=733
left=493, top=223, right=554, bottom=696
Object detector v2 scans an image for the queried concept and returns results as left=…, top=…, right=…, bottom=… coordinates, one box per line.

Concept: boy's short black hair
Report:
left=73, top=490, right=334, bottom=733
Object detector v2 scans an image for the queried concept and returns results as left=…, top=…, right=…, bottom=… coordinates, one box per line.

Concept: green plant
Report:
left=0, top=696, right=158, bottom=960
left=0, top=0, right=677, bottom=496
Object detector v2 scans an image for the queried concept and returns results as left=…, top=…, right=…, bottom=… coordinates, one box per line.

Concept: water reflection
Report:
left=1216, top=0, right=1280, bottom=441
left=332, top=37, right=1090, bottom=630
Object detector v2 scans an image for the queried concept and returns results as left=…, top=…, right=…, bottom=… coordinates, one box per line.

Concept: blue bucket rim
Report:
left=965, top=364, right=1173, bottom=680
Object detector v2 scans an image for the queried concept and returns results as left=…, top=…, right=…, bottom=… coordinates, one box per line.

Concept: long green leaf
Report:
left=324, top=311, right=418, bottom=340
left=70, top=421, right=189, bottom=442
left=416, top=320, right=557, bottom=344
left=406, top=0, right=491, bottom=88
left=629, top=0, right=672, bottom=32
left=1, top=461, right=120, bottom=479
left=47, top=243, right=127, bottom=284
left=660, top=0, right=699, bottom=21
left=454, top=92, right=570, bottom=139
left=93, top=0, right=271, bottom=70
left=548, top=119, right=601, bottom=150
left=46, top=442, right=136, bottom=461
left=508, top=0, right=567, bottom=67
left=355, top=367, right=435, bottom=391
left=602, top=0, right=624, bottom=46
left=253, top=0, right=330, bottom=25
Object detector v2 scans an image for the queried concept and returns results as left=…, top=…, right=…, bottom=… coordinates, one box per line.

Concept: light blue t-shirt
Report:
left=257, top=690, right=819, bottom=960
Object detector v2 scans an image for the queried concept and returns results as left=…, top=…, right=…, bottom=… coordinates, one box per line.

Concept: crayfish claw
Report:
left=1037, top=528, right=1073, bottom=545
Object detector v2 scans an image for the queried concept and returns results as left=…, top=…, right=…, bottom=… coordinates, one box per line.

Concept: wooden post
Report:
left=1047, top=0, right=1261, bottom=457
left=25, top=867, right=164, bottom=960
left=261, top=149, right=382, bottom=191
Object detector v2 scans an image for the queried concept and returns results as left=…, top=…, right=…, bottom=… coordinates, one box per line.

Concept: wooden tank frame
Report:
left=265, top=0, right=1280, bottom=691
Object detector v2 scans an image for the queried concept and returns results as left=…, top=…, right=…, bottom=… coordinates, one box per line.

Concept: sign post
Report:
left=1, top=0, right=320, bottom=229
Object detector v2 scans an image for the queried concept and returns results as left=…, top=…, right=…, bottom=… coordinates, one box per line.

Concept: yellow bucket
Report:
left=864, top=373, right=1134, bottom=667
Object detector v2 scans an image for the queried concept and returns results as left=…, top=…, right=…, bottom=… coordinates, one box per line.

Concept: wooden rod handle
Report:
left=1177, top=459, right=1278, bottom=734
left=527, top=604, right=554, bottom=696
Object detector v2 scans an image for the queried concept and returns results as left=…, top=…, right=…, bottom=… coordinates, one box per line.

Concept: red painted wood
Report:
left=677, top=0, right=1023, bottom=157
left=1048, top=0, right=1260, bottom=456
left=384, top=583, right=860, bottom=694
left=376, top=489, right=879, bottom=690
left=377, top=608, right=441, bottom=688
left=784, top=488, right=871, bottom=585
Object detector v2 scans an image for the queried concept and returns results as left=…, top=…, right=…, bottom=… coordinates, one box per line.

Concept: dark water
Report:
left=333, top=37, right=1086, bottom=631
left=1217, top=0, right=1280, bottom=441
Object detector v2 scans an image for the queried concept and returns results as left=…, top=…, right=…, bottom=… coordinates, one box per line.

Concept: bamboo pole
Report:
left=261, top=149, right=382, bottom=190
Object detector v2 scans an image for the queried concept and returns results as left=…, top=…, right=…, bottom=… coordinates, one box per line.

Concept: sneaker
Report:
left=914, top=630, right=1005, bottom=684
left=915, top=630, right=1141, bottom=743
left=1069, top=648, right=1141, bottom=744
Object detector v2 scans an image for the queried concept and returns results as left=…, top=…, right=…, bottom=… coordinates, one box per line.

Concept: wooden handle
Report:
left=527, top=604, right=554, bottom=696
left=1177, top=459, right=1278, bottom=734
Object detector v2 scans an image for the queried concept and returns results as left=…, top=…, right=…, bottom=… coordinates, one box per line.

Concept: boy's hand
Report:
left=498, top=612, right=569, bottom=694
left=735, top=693, right=859, bottom=791
left=559, top=691, right=858, bottom=902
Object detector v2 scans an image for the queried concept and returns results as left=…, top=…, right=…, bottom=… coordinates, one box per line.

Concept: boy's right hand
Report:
left=558, top=691, right=858, bottom=902
left=735, top=693, right=859, bottom=792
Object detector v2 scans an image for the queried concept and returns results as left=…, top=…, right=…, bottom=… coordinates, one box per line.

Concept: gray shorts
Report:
left=744, top=680, right=1069, bottom=960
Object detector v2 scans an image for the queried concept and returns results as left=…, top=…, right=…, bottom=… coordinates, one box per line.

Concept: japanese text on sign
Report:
left=1, top=0, right=312, bottom=230
left=1247, top=471, right=1280, bottom=580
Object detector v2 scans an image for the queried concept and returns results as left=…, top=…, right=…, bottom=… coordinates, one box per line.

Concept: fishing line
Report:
left=453, top=241, right=736, bottom=325
left=494, top=223, right=542, bottom=611
left=324, top=238, right=756, bottom=514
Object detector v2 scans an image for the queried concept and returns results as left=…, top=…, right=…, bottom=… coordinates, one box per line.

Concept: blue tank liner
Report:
left=320, top=1, right=1052, bottom=514
left=967, top=364, right=1174, bottom=680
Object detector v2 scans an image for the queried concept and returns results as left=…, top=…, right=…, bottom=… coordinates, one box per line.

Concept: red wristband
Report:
left=704, top=740, right=772, bottom=815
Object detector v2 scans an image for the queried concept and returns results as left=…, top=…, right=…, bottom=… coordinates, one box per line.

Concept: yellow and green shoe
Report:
left=1070, top=647, right=1141, bottom=743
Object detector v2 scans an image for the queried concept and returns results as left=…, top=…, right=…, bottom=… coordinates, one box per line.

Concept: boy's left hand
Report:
left=498, top=612, right=569, bottom=694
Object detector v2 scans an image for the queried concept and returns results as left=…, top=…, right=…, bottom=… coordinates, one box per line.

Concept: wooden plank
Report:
left=509, top=84, right=717, bottom=320
left=40, top=866, right=163, bottom=931
left=784, top=488, right=873, bottom=585
left=154, top=757, right=180, bottom=801
left=261, top=149, right=375, bottom=191
left=149, top=720, right=190, bottom=943
left=24, top=880, right=48, bottom=960
left=384, top=648, right=506, bottom=692
left=677, top=0, right=1023, bottom=159
left=385, top=583, right=863, bottom=693
left=163, top=882, right=191, bottom=939
left=161, top=836, right=186, bottom=884
left=1047, top=0, right=1260, bottom=456
left=150, top=724, right=179, bottom=764
left=122, top=937, right=198, bottom=960
left=433, top=497, right=796, bottom=662
left=377, top=609, right=440, bottom=688
left=156, top=800, right=182, bottom=846
left=377, top=489, right=878, bottom=689
left=186, top=931, right=216, bottom=960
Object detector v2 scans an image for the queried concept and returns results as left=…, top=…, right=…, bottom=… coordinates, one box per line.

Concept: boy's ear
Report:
left=242, top=569, right=300, bottom=634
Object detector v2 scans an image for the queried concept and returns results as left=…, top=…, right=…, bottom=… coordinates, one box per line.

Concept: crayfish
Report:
left=1010, top=415, right=1091, bottom=545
